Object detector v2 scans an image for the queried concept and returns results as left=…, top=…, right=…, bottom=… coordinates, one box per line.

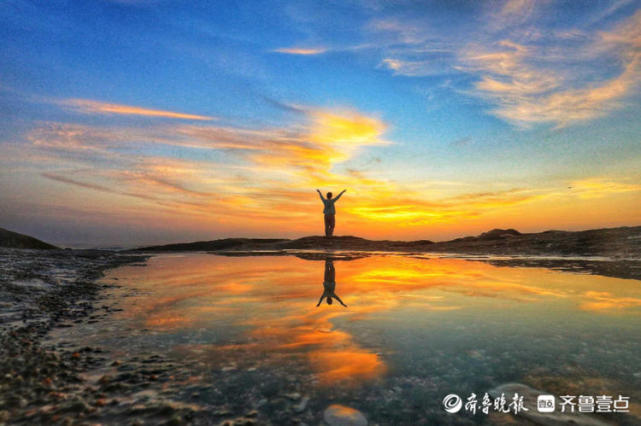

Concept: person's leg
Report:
left=328, top=215, right=335, bottom=237
left=324, top=214, right=331, bottom=237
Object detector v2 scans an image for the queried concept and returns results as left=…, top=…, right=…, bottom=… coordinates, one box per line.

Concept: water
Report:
left=50, top=253, right=641, bottom=424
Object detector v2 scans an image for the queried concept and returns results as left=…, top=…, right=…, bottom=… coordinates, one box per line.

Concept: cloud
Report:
left=348, top=187, right=544, bottom=225
left=461, top=40, right=560, bottom=94
left=17, top=105, right=551, bottom=234
left=58, top=98, right=215, bottom=120
left=272, top=47, right=327, bottom=55
left=21, top=106, right=595, bottom=234
left=41, top=171, right=160, bottom=202
left=467, top=9, right=641, bottom=127
left=369, top=18, right=431, bottom=45
left=380, top=57, right=448, bottom=77
left=478, top=9, right=641, bottom=126
left=370, top=4, right=641, bottom=128
left=15, top=98, right=639, bottom=239
left=18, top=107, right=392, bottom=227
left=569, top=177, right=641, bottom=199
left=587, top=0, right=637, bottom=25
left=42, top=172, right=118, bottom=194
left=462, top=36, right=641, bottom=126
left=260, top=96, right=308, bottom=114
left=489, top=0, right=538, bottom=31
left=174, top=107, right=389, bottom=176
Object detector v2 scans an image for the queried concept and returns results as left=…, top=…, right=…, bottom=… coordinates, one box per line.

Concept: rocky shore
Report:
left=134, top=226, right=641, bottom=259
left=0, top=248, right=163, bottom=425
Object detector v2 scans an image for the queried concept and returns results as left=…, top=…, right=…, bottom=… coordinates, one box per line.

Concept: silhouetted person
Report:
left=316, top=259, right=347, bottom=307
left=316, top=189, right=346, bottom=237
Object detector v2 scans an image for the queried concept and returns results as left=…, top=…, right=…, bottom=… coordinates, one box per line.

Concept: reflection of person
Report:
left=317, top=259, right=347, bottom=307
left=316, top=189, right=346, bottom=237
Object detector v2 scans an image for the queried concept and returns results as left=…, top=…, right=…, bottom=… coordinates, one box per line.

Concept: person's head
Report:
left=326, top=297, right=333, bottom=305
left=327, top=192, right=333, bottom=199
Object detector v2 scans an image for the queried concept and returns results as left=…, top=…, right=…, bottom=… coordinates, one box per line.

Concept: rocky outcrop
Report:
left=0, top=227, right=58, bottom=250
left=132, top=226, right=641, bottom=259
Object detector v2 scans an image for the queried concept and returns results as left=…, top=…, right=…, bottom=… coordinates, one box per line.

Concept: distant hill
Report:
left=478, top=228, right=521, bottom=240
left=132, top=226, right=641, bottom=258
left=0, top=227, right=59, bottom=250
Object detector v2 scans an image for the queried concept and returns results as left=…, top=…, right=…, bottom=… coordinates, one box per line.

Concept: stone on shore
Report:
left=323, top=404, right=367, bottom=426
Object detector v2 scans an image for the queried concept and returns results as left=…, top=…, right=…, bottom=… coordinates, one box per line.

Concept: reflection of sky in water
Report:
left=54, top=253, right=641, bottom=422
left=98, top=254, right=641, bottom=388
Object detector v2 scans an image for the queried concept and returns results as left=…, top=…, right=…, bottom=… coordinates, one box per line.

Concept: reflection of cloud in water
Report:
left=579, top=291, right=641, bottom=312
left=310, top=351, right=385, bottom=384
left=107, top=254, right=641, bottom=385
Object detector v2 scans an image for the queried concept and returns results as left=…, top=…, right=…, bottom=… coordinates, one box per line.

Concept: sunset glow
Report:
left=1, top=1, right=640, bottom=246
left=104, top=254, right=641, bottom=386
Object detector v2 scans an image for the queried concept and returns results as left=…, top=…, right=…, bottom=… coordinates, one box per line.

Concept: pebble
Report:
left=323, top=404, right=368, bottom=426
left=293, top=396, right=309, bottom=413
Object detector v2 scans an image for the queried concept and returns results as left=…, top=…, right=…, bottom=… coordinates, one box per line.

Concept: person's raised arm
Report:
left=333, top=293, right=347, bottom=307
left=316, top=291, right=327, bottom=307
left=316, top=189, right=325, bottom=201
left=334, top=189, right=347, bottom=202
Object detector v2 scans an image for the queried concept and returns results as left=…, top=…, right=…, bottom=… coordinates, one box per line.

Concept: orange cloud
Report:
left=59, top=98, right=215, bottom=120
left=273, top=47, right=327, bottom=55
left=17, top=100, right=641, bottom=240
left=570, top=177, right=641, bottom=199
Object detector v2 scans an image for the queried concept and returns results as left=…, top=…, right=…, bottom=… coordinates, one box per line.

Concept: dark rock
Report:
left=0, top=227, right=58, bottom=249
left=478, top=228, right=521, bottom=240
left=323, top=404, right=368, bottom=426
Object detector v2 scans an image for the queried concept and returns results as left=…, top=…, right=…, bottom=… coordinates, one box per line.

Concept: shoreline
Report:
left=0, top=249, right=153, bottom=425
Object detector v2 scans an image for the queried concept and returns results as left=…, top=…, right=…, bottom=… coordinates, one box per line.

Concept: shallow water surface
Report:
left=51, top=253, right=641, bottom=424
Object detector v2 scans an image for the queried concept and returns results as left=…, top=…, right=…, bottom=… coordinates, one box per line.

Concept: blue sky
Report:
left=1, top=0, right=640, bottom=247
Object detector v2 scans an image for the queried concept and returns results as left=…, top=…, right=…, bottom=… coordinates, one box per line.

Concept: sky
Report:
left=1, top=0, right=640, bottom=247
